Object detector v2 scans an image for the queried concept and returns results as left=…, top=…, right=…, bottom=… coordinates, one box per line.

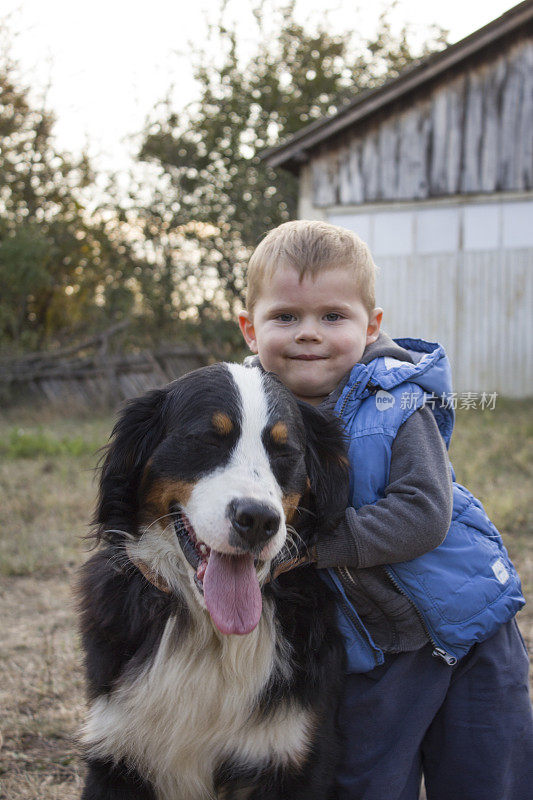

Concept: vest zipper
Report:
left=339, top=379, right=380, bottom=417
left=339, top=381, right=361, bottom=417
left=383, top=567, right=458, bottom=666
left=335, top=568, right=382, bottom=668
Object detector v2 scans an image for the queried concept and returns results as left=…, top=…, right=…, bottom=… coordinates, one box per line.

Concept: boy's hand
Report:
left=269, top=544, right=318, bottom=581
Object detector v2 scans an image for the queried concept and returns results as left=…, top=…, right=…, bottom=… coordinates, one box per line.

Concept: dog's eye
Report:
left=270, top=444, right=302, bottom=463
left=185, top=433, right=223, bottom=450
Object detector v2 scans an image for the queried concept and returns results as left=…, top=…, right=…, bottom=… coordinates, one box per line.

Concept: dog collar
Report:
left=131, top=558, right=172, bottom=594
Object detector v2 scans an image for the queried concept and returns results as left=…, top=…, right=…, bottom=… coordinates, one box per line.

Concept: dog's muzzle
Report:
left=170, top=502, right=281, bottom=637
left=228, top=498, right=281, bottom=552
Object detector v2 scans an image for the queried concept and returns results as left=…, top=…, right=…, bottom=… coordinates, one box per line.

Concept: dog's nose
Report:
left=228, top=499, right=281, bottom=550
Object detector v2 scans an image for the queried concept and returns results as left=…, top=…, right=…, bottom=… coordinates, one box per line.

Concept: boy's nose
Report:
left=295, top=324, right=322, bottom=342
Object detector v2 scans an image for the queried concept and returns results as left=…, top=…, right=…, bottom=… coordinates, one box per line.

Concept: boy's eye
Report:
left=324, top=312, right=343, bottom=322
left=276, top=313, right=295, bottom=323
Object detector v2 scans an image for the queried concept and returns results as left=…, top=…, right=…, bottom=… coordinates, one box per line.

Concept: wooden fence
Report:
left=0, top=341, right=208, bottom=410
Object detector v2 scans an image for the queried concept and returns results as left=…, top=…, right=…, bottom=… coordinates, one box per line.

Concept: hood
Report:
left=362, top=333, right=453, bottom=398
left=359, top=331, right=414, bottom=367
left=340, top=332, right=455, bottom=448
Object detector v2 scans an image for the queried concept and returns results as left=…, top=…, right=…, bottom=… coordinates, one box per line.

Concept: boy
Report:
left=238, top=220, right=533, bottom=800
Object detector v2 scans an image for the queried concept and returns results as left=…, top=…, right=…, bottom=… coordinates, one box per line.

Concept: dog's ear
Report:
left=297, top=401, right=350, bottom=530
left=94, top=388, right=168, bottom=542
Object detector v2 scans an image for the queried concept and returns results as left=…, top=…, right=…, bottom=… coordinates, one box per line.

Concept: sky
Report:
left=2, top=0, right=520, bottom=181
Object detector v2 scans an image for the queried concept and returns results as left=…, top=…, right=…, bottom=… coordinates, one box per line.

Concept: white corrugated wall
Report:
left=327, top=196, right=533, bottom=397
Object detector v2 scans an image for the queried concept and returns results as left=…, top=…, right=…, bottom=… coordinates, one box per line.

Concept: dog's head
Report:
left=95, top=363, right=348, bottom=636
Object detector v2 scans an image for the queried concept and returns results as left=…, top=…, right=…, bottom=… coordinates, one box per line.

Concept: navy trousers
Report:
left=335, top=618, right=533, bottom=800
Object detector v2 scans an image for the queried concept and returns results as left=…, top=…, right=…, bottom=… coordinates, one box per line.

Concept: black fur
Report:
left=79, top=364, right=349, bottom=799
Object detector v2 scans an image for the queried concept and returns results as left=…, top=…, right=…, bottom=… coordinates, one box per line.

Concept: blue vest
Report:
left=321, top=338, right=525, bottom=672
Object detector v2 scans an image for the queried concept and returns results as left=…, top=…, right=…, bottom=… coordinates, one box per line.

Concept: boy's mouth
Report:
left=290, top=354, right=328, bottom=361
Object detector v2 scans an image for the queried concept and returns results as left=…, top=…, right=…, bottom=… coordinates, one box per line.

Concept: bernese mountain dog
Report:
left=78, top=362, right=349, bottom=800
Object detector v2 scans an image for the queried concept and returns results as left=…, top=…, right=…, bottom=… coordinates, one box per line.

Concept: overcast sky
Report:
left=2, top=0, right=519, bottom=178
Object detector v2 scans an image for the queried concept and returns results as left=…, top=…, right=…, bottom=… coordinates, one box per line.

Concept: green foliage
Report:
left=135, top=0, right=447, bottom=321
left=0, top=426, right=98, bottom=459
left=0, top=223, right=50, bottom=341
left=0, top=38, right=146, bottom=351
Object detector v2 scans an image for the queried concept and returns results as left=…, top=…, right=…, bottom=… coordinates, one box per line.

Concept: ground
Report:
left=0, top=398, right=531, bottom=799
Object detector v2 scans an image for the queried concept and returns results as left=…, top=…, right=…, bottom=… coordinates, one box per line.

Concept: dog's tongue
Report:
left=203, top=551, right=262, bottom=636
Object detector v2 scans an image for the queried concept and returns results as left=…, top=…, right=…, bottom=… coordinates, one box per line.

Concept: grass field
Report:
left=0, top=398, right=532, bottom=798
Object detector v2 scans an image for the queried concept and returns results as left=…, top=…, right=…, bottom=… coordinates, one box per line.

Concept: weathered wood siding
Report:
left=311, top=38, right=533, bottom=206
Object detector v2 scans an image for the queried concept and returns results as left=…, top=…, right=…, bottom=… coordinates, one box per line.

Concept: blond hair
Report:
left=246, top=220, right=377, bottom=315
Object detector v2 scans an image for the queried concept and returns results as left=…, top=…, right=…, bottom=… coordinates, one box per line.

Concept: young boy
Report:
left=238, top=220, right=533, bottom=800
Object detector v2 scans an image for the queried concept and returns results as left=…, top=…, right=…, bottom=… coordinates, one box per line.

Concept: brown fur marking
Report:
left=212, top=411, right=234, bottom=435
left=144, top=478, right=194, bottom=515
left=270, top=421, right=288, bottom=445
left=282, top=492, right=301, bottom=523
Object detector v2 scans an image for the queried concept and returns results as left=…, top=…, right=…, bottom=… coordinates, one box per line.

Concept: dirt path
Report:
left=0, top=574, right=85, bottom=799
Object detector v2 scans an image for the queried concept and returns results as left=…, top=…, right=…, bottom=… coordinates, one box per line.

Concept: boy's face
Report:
left=239, top=265, right=382, bottom=405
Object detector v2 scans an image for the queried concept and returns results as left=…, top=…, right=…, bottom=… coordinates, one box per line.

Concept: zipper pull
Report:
left=432, top=647, right=458, bottom=666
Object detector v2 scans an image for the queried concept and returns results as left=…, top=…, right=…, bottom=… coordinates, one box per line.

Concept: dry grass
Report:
left=0, top=411, right=109, bottom=799
left=0, top=414, right=110, bottom=578
left=0, top=398, right=531, bottom=799
left=0, top=576, right=85, bottom=799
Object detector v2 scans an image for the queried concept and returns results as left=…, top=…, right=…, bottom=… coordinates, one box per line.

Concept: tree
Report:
left=0, top=38, right=141, bottom=350
left=135, top=0, right=447, bottom=329
left=0, top=4, right=447, bottom=355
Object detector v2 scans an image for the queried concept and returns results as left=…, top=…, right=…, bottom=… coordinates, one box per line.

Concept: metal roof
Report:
left=262, top=0, right=533, bottom=172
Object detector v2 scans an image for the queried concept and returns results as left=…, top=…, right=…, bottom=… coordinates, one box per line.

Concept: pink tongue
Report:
left=203, top=551, right=262, bottom=636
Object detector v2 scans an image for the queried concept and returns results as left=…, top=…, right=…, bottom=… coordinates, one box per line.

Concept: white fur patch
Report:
left=81, top=609, right=314, bottom=800
left=183, top=364, right=286, bottom=561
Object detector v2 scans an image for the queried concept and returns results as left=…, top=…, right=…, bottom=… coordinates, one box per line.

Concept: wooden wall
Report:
left=310, top=38, right=533, bottom=206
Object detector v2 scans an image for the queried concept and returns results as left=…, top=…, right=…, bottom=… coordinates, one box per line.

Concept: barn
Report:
left=263, top=1, right=533, bottom=397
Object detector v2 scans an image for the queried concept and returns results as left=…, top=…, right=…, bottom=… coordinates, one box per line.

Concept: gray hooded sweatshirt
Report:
left=317, top=331, right=453, bottom=653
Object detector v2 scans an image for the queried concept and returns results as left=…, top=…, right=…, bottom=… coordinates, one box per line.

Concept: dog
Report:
left=78, top=362, right=349, bottom=800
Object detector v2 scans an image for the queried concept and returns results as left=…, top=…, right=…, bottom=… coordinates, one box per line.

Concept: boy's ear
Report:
left=366, top=307, right=383, bottom=346
left=238, top=311, right=258, bottom=353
